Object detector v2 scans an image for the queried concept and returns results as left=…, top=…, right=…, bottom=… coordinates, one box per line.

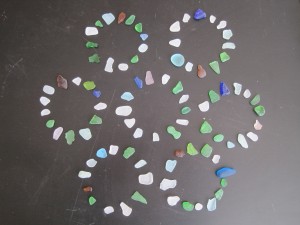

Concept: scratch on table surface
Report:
left=30, top=175, right=49, bottom=205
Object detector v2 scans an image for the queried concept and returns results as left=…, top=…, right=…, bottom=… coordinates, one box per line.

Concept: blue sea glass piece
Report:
left=96, top=148, right=107, bottom=158
left=170, top=54, right=185, bottom=67
left=121, top=92, right=134, bottom=101
left=102, top=13, right=115, bottom=25
left=220, top=82, right=230, bottom=96
left=215, top=167, right=236, bottom=178
left=227, top=141, right=235, bottom=149
left=140, top=33, right=148, bottom=41
left=134, top=76, right=143, bottom=89
left=165, top=160, right=177, bottom=173
left=93, top=89, right=101, bottom=98
left=194, top=9, right=206, bottom=20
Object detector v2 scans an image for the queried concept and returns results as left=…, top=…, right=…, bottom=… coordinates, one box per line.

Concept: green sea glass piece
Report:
left=46, top=119, right=55, bottom=128
left=89, top=115, right=102, bottom=124
left=88, top=54, right=100, bottom=63
left=215, top=189, right=224, bottom=200
left=187, top=143, right=199, bottom=156
left=254, top=105, right=265, bottom=116
left=131, top=55, right=139, bottom=64
left=89, top=196, right=96, bottom=205
left=86, top=41, right=98, bottom=48
left=213, top=134, right=224, bottom=142
left=167, top=126, right=181, bottom=139
left=95, top=20, right=103, bottom=27
left=250, top=94, right=261, bottom=106
left=123, top=147, right=135, bottom=159
left=125, top=15, right=136, bottom=25
left=200, top=120, right=213, bottom=134
left=131, top=191, right=147, bottom=204
left=201, top=144, right=213, bottom=158
left=181, top=106, right=191, bottom=115
left=209, top=61, right=220, bottom=74
left=65, top=130, right=75, bottom=145
left=182, top=201, right=194, bottom=211
left=208, top=90, right=220, bottom=103
left=220, top=52, right=230, bottom=62
left=220, top=178, right=228, bottom=188
left=135, top=23, right=142, bottom=33
left=83, top=81, right=96, bottom=90
left=172, top=81, right=183, bottom=94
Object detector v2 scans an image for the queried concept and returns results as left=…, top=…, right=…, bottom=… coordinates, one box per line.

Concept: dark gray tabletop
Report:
left=1, top=0, right=300, bottom=225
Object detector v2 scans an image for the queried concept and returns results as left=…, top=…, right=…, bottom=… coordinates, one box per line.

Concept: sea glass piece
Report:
left=194, top=8, right=206, bottom=20
left=160, top=179, right=177, bottom=191
left=216, top=167, right=236, bottom=178
left=118, top=63, right=129, bottom=71
left=145, top=71, right=154, bottom=85
left=88, top=54, right=100, bottom=63
left=243, top=89, right=251, bottom=98
left=115, top=106, right=132, bottom=116
left=210, top=15, right=216, bottom=23
left=135, top=159, right=147, bottom=169
left=226, top=141, right=235, bottom=149
left=82, top=186, right=93, bottom=192
left=125, top=15, right=136, bottom=25
left=181, top=106, right=191, bottom=115
left=131, top=55, right=139, bottom=64
left=72, top=77, right=81, bottom=86
left=135, top=23, right=142, bottom=33
left=238, top=133, right=248, bottom=148
left=254, top=120, right=263, bottom=130
left=124, top=118, right=135, bottom=128
left=250, top=94, right=261, bottom=106
left=209, top=61, right=220, bottom=74
left=92, top=90, right=101, bottom=98
left=167, top=196, right=180, bottom=206
left=182, top=201, right=194, bottom=211
left=162, top=74, right=170, bottom=85
left=165, top=160, right=177, bottom=173
left=217, top=20, right=227, bottom=29
left=169, top=38, right=181, bottom=47
left=138, top=172, right=153, bottom=185
left=197, top=65, right=206, bottom=78
left=79, top=128, right=92, bottom=140
left=95, top=20, right=103, bottom=28
left=121, top=92, right=134, bottom=101
left=198, top=101, right=210, bottom=112
left=176, top=119, right=189, bottom=126
left=215, top=189, right=224, bottom=200
left=120, top=202, right=132, bottom=216
left=123, top=147, right=135, bottom=159
left=40, top=96, right=50, bottom=106
left=78, top=171, right=91, bottom=178
left=96, top=148, right=107, bottom=158
left=134, top=76, right=143, bottom=89
left=220, top=82, right=230, bottom=96
left=109, top=145, right=119, bottom=155
left=207, top=198, right=217, bottom=211
left=195, top=203, right=203, bottom=211
left=201, top=144, right=213, bottom=158
left=86, top=159, right=97, bottom=168
left=170, top=21, right=180, bottom=32
left=179, top=94, right=189, bottom=104
left=174, top=149, right=185, bottom=158
left=254, top=105, right=266, bottom=116
left=41, top=109, right=50, bottom=116
left=220, top=52, right=230, bottom=62
left=118, top=12, right=126, bottom=24
left=53, top=127, right=63, bottom=140
left=89, top=115, right=102, bottom=125
left=187, top=142, right=199, bottom=156
left=223, top=29, right=233, bottom=40
left=170, top=54, right=185, bottom=67
left=208, top=90, right=220, bottom=103
left=43, top=85, right=55, bottom=95
left=153, top=132, right=160, bottom=142
left=133, top=128, right=143, bottom=138
left=213, top=134, right=224, bottom=142
left=185, top=62, right=193, bottom=72
left=104, top=57, right=114, bottom=73
left=220, top=178, right=228, bottom=188
left=86, top=41, right=98, bottom=48
left=57, top=75, right=68, bottom=89
left=167, top=126, right=181, bottom=139
left=104, top=206, right=114, bottom=214
left=83, top=81, right=96, bottom=90
left=247, top=132, right=258, bottom=142
left=212, top=155, right=221, bottom=164
left=140, top=33, right=148, bottom=41
left=65, top=130, right=75, bottom=145
left=85, top=27, right=98, bottom=36
left=94, top=102, right=107, bottom=110
left=138, top=43, right=148, bottom=53
left=200, top=120, right=213, bottom=134
left=182, top=13, right=190, bottom=23
left=102, top=13, right=115, bottom=25
left=172, top=81, right=183, bottom=94
left=46, top=119, right=55, bottom=128
left=131, top=191, right=147, bottom=204
left=233, top=82, right=242, bottom=95
left=222, top=42, right=236, bottom=49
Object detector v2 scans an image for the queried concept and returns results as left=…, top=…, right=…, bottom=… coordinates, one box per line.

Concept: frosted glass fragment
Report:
left=212, top=155, right=220, bottom=164
left=171, top=54, right=185, bottom=67
left=185, top=62, right=193, bottom=72
left=102, top=13, right=115, bottom=25
left=207, top=198, right=217, bottom=211
left=79, top=128, right=92, bottom=140
left=217, top=20, right=227, bottom=29
left=109, top=145, right=119, bottom=155
left=247, top=132, right=258, bottom=142
left=198, top=101, right=210, bottom=112
left=153, top=132, right=160, bottom=142
left=254, top=120, right=263, bottom=130
left=40, top=96, right=50, bottom=106
left=118, top=63, right=129, bottom=71
left=78, top=171, right=91, bottom=179
left=121, top=92, right=134, bottom=101
left=94, top=102, right=107, bottom=110
left=195, top=203, right=203, bottom=211
left=104, top=57, right=114, bottom=73
left=182, top=13, right=191, bottom=23
left=41, top=109, right=50, bottom=116
left=124, top=118, right=135, bottom=128
left=104, top=206, right=114, bottom=214
left=162, top=74, right=170, bottom=85
left=138, top=43, right=148, bottom=53
left=120, top=202, right=132, bottom=216
left=145, top=71, right=154, bottom=85
left=135, top=159, right=147, bottom=169
left=243, top=89, right=251, bottom=98
left=115, top=106, right=132, bottom=116
left=86, top=158, right=97, bottom=168
left=53, top=127, right=63, bottom=140
left=138, top=172, right=153, bottom=185
left=210, top=15, right=216, bottom=23
left=167, top=196, right=180, bottom=206
left=223, top=29, right=233, bottom=40
left=222, top=42, right=236, bottom=49
left=170, top=21, right=180, bottom=32
left=72, top=77, right=82, bottom=86
left=160, top=179, right=177, bottom=191
left=179, top=94, right=189, bottom=104
left=169, top=39, right=181, bottom=47
left=85, top=27, right=98, bottom=36
left=176, top=119, right=189, bottom=126
left=227, top=141, right=235, bottom=149
left=43, top=85, right=55, bottom=95
left=233, top=82, right=242, bottom=95
left=133, top=128, right=143, bottom=138
left=165, top=160, right=177, bottom=173
left=237, top=133, right=248, bottom=148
